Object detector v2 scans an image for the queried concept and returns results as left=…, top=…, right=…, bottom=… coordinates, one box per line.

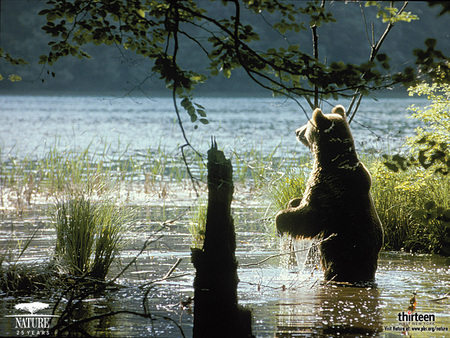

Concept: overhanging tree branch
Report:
left=348, top=1, right=410, bottom=123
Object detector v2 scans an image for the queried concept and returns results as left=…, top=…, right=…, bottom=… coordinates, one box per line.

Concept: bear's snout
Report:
left=295, top=125, right=309, bottom=147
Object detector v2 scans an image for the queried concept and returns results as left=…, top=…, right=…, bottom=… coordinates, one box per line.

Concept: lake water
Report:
left=0, top=95, right=424, bottom=160
left=1, top=95, right=449, bottom=337
left=1, top=214, right=449, bottom=337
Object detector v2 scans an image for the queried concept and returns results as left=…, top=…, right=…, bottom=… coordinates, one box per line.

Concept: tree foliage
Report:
left=34, top=0, right=449, bottom=120
left=0, top=48, right=28, bottom=82
left=384, top=81, right=450, bottom=175
left=383, top=79, right=450, bottom=255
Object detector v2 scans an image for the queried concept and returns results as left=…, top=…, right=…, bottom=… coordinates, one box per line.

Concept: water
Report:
left=0, top=95, right=424, bottom=160
left=1, top=218, right=449, bottom=337
left=1, top=95, right=449, bottom=337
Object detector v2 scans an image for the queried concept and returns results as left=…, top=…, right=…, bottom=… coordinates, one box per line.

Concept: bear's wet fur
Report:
left=276, top=105, right=384, bottom=283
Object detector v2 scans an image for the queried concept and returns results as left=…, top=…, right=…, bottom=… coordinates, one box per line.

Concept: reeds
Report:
left=54, top=190, right=131, bottom=280
left=369, top=159, right=450, bottom=253
left=0, top=226, right=57, bottom=292
left=188, top=199, right=207, bottom=248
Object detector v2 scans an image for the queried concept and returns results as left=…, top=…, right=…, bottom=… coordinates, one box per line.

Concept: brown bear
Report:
left=276, top=105, right=384, bottom=283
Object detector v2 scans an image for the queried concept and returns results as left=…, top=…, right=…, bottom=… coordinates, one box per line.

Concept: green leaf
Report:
left=424, top=200, right=436, bottom=211
left=223, top=67, right=231, bottom=78
left=8, top=74, right=22, bottom=82
left=197, top=109, right=207, bottom=117
left=412, top=209, right=427, bottom=220
left=181, top=97, right=191, bottom=109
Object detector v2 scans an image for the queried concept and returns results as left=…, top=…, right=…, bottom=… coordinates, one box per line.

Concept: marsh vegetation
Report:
left=1, top=93, right=449, bottom=336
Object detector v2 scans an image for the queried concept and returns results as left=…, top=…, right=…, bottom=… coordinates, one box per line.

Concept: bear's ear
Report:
left=312, top=108, right=332, bottom=130
left=331, top=105, right=346, bottom=118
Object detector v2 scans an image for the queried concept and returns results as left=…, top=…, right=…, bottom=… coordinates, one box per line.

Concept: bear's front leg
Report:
left=275, top=204, right=322, bottom=239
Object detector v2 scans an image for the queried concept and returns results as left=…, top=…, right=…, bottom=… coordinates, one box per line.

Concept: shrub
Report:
left=369, top=160, right=450, bottom=253
left=381, top=80, right=450, bottom=255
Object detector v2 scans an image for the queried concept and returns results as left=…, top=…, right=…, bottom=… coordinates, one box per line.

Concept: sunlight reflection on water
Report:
left=0, top=95, right=426, bottom=160
left=1, top=218, right=449, bottom=337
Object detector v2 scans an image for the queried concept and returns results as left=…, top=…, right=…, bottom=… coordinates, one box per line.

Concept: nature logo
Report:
left=14, top=302, right=49, bottom=315
left=5, top=301, right=59, bottom=335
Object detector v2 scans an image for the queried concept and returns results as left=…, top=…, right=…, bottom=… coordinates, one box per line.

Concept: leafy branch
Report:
left=37, top=0, right=435, bottom=122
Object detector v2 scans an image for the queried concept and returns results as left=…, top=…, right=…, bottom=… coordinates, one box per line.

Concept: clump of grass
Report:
left=54, top=190, right=131, bottom=280
left=269, top=172, right=308, bottom=212
left=0, top=260, right=57, bottom=294
left=369, top=159, right=450, bottom=253
left=54, top=197, right=97, bottom=277
left=0, top=227, right=58, bottom=293
left=188, top=199, right=207, bottom=248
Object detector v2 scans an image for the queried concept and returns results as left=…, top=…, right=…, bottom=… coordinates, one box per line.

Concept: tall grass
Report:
left=268, top=168, right=309, bottom=212
left=55, top=197, right=97, bottom=277
left=54, top=193, right=131, bottom=279
left=0, top=226, right=57, bottom=292
left=369, top=160, right=450, bottom=253
left=188, top=199, right=207, bottom=248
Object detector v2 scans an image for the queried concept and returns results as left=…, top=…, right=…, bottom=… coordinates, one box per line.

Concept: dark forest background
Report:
left=1, top=0, right=449, bottom=96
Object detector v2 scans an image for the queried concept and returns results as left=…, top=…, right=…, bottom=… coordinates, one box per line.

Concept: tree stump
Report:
left=191, top=140, right=253, bottom=338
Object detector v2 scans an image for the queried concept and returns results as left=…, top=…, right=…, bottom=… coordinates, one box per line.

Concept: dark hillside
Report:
left=0, top=1, right=448, bottom=96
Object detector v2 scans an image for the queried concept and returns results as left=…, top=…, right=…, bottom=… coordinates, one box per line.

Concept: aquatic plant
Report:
left=370, top=159, right=450, bottom=254
left=0, top=226, right=57, bottom=293
left=54, top=197, right=97, bottom=276
left=268, top=169, right=308, bottom=212
left=54, top=192, right=130, bottom=279
left=379, top=81, right=450, bottom=255
left=188, top=199, right=207, bottom=248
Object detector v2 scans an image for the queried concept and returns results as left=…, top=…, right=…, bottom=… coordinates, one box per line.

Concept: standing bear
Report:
left=276, top=105, right=383, bottom=283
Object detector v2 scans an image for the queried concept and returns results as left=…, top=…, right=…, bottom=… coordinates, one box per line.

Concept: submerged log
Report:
left=191, top=140, right=253, bottom=338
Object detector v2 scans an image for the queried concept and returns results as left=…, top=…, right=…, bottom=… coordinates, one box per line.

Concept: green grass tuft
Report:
left=54, top=188, right=131, bottom=280
left=188, top=199, right=207, bottom=248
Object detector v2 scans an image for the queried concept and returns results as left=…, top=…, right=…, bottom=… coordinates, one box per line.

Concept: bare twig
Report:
left=429, top=292, right=449, bottom=302
left=348, top=1, right=410, bottom=123
left=168, top=2, right=202, bottom=197
left=163, top=257, right=183, bottom=280
left=311, top=0, right=325, bottom=108
left=311, top=24, right=319, bottom=108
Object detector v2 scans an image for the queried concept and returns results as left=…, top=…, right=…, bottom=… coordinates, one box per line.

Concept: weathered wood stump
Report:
left=191, top=141, right=253, bottom=338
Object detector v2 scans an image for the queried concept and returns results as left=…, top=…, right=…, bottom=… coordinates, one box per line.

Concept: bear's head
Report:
left=296, top=105, right=358, bottom=166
